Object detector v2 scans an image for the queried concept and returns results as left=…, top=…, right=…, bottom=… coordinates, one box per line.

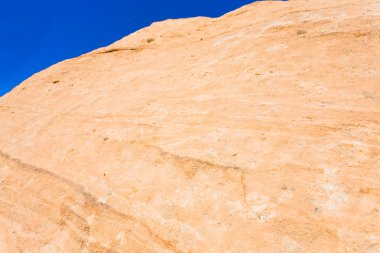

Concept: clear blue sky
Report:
left=0, top=0, right=258, bottom=96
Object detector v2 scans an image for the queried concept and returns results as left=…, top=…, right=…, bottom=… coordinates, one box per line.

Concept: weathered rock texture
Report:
left=0, top=0, right=379, bottom=252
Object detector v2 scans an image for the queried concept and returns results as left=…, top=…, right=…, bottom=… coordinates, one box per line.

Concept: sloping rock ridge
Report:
left=0, top=0, right=379, bottom=252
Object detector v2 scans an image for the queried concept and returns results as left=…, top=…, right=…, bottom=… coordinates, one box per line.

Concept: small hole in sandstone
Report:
left=147, top=38, right=154, bottom=43
left=52, top=80, right=60, bottom=84
left=103, top=137, right=109, bottom=141
left=104, top=173, right=106, bottom=176
left=232, top=154, right=237, bottom=157
left=281, top=186, right=288, bottom=190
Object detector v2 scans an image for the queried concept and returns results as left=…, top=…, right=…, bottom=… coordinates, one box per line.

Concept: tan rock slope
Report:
left=1, top=0, right=379, bottom=252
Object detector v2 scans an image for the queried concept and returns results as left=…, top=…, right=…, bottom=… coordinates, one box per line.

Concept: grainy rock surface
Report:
left=0, top=0, right=379, bottom=252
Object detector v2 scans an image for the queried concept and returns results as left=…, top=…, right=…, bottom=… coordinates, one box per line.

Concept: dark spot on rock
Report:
left=281, top=186, right=288, bottom=190
left=103, top=137, right=109, bottom=141
left=52, top=80, right=60, bottom=84
left=147, top=38, right=154, bottom=43
left=360, top=188, right=370, bottom=194
left=296, top=30, right=307, bottom=35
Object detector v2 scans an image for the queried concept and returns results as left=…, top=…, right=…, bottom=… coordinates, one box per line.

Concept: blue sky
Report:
left=0, top=0, right=258, bottom=96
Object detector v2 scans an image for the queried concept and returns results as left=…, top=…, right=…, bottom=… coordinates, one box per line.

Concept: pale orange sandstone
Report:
left=0, top=0, right=379, bottom=252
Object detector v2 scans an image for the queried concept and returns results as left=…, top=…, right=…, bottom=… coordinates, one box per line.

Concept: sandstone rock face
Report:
left=0, top=0, right=379, bottom=252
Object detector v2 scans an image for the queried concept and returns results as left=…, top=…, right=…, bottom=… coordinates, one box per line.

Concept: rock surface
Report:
left=0, top=0, right=379, bottom=252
